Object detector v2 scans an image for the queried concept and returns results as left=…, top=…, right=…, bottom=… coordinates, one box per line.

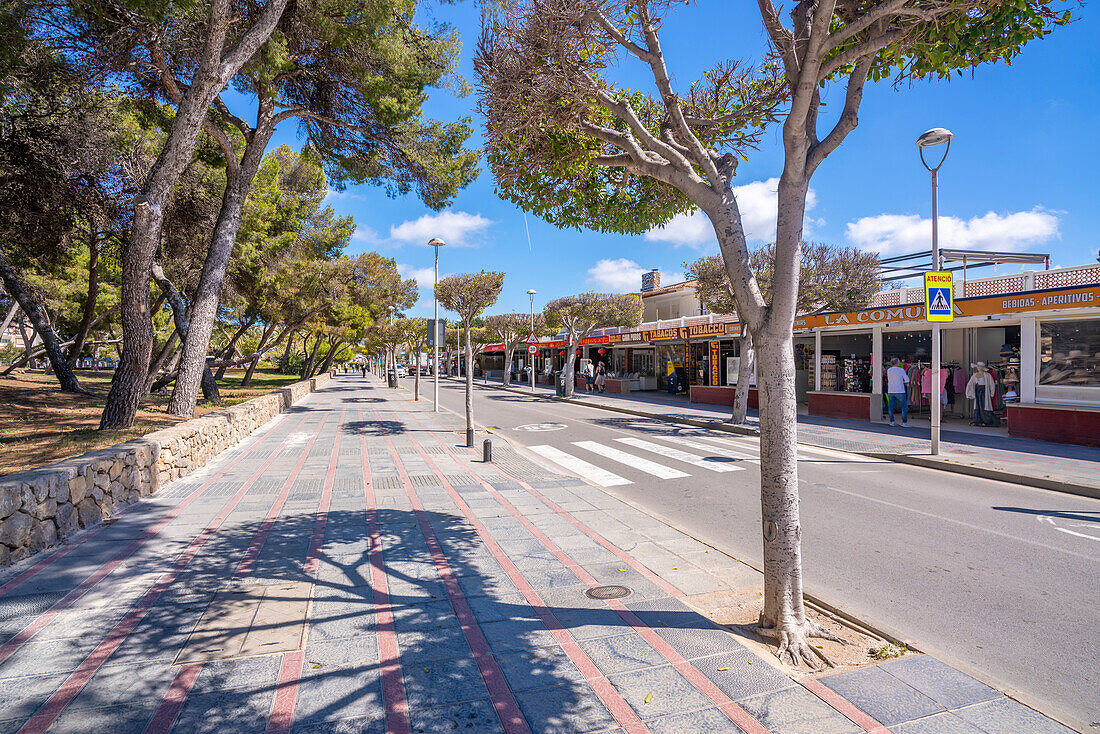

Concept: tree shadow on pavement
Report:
left=0, top=502, right=716, bottom=733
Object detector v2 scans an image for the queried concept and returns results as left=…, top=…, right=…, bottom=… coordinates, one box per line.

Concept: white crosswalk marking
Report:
left=614, top=438, right=743, bottom=472
left=679, top=433, right=878, bottom=463
left=675, top=435, right=761, bottom=461
left=528, top=445, right=633, bottom=487
left=572, top=441, right=690, bottom=479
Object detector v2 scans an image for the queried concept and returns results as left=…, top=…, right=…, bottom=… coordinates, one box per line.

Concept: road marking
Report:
left=572, top=441, right=690, bottom=480
left=1040, top=515, right=1100, bottom=543
left=514, top=423, right=568, bottom=432
left=529, top=445, right=633, bottom=487
left=614, top=437, right=743, bottom=472
left=678, top=435, right=761, bottom=460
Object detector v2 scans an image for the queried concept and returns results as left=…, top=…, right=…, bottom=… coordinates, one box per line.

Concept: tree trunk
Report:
left=412, top=343, right=421, bottom=400
left=169, top=113, right=274, bottom=419
left=150, top=264, right=219, bottom=402
left=731, top=328, right=754, bottom=424
left=241, top=323, right=277, bottom=386
left=68, top=230, right=100, bottom=366
left=100, top=0, right=292, bottom=429
left=301, top=335, right=322, bottom=379
left=316, top=339, right=341, bottom=377
left=464, top=322, right=473, bottom=435
left=145, top=329, right=179, bottom=393
left=754, top=329, right=815, bottom=649
left=503, top=345, right=514, bottom=386
left=280, top=331, right=296, bottom=372
left=562, top=336, right=578, bottom=397
left=213, top=317, right=254, bottom=380
left=0, top=300, right=18, bottom=339
left=0, top=248, right=83, bottom=392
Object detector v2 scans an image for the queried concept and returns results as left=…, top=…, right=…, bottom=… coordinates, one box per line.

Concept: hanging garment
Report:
left=953, top=368, right=969, bottom=394
left=965, top=371, right=995, bottom=413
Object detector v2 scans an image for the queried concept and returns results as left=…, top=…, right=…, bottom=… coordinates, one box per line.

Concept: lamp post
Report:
left=527, top=289, right=537, bottom=395
left=428, top=238, right=445, bottom=412
left=917, top=127, right=953, bottom=456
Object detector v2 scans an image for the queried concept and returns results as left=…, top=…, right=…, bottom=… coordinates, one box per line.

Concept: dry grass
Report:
left=0, top=368, right=303, bottom=478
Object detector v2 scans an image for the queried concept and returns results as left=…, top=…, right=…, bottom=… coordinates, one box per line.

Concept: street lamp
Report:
left=428, top=237, right=445, bottom=412
left=527, top=289, right=537, bottom=395
left=917, top=127, right=953, bottom=456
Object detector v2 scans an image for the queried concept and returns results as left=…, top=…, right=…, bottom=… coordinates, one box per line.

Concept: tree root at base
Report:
left=757, top=616, right=849, bottom=668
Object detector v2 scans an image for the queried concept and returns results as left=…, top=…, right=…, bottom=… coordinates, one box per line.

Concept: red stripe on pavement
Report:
left=801, top=678, right=895, bottom=733
left=371, top=406, right=531, bottom=734
left=359, top=401, right=411, bottom=734
left=0, top=408, right=296, bottom=600
left=380, top=405, right=649, bottom=734
left=17, top=403, right=334, bottom=734
left=266, top=651, right=306, bottom=734
left=142, top=664, right=202, bottom=734
left=399, top=408, right=682, bottom=599
left=0, top=410, right=316, bottom=669
left=396, top=401, right=769, bottom=734
left=263, top=405, right=346, bottom=734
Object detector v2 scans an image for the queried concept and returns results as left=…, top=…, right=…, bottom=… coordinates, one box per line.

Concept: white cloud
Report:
left=845, top=208, right=1060, bottom=256
left=397, top=264, right=440, bottom=289
left=644, top=178, right=818, bottom=248
left=389, top=210, right=493, bottom=247
left=587, top=258, right=648, bottom=293
left=352, top=225, right=381, bottom=244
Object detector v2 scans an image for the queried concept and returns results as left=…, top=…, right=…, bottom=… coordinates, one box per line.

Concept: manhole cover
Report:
left=585, top=585, right=632, bottom=600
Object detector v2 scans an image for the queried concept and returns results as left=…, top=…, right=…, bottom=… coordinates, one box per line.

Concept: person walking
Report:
left=595, top=361, right=607, bottom=393
left=886, top=357, right=910, bottom=427
left=582, top=360, right=595, bottom=393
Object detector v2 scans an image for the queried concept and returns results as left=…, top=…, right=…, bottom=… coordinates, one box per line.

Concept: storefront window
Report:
left=1040, top=320, right=1100, bottom=387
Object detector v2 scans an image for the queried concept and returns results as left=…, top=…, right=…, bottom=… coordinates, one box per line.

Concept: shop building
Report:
left=484, top=261, right=1100, bottom=448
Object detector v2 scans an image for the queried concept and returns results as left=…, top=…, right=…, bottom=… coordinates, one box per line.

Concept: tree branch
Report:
left=808, top=56, right=874, bottom=172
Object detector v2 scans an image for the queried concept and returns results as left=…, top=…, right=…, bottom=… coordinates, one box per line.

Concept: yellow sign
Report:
left=925, top=271, right=954, bottom=322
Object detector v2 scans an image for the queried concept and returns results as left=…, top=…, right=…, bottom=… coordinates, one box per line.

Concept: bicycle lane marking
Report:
left=0, top=406, right=303, bottom=601
left=370, top=404, right=533, bottom=734
left=0, top=407, right=317, bottom=668
left=15, top=396, right=338, bottom=734
left=142, top=403, right=346, bottom=734
left=397, top=400, right=769, bottom=734
left=381, top=404, right=649, bottom=734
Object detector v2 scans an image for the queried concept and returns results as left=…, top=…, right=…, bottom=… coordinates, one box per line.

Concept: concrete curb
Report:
left=447, top=377, right=1100, bottom=501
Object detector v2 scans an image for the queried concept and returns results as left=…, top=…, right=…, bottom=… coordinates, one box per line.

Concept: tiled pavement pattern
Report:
left=0, top=377, right=1076, bottom=733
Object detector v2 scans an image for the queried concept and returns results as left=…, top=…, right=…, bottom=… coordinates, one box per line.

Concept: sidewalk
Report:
left=454, top=376, right=1100, bottom=499
left=0, top=375, right=1075, bottom=733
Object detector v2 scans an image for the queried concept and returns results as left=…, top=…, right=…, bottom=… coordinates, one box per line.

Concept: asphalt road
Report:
left=415, top=375, right=1100, bottom=730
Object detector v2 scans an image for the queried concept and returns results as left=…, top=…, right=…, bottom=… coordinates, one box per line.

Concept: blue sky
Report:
left=264, top=2, right=1100, bottom=319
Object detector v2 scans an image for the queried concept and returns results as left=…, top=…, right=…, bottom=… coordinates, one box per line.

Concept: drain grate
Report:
left=585, top=585, right=632, bottom=600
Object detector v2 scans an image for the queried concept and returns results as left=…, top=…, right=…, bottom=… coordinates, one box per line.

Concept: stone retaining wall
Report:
left=0, top=372, right=331, bottom=566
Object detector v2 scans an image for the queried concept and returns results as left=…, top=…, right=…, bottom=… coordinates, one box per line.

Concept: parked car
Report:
left=396, top=364, right=408, bottom=378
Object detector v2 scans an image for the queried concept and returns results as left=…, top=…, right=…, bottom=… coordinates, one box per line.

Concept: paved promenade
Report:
left=0, top=376, right=1076, bottom=733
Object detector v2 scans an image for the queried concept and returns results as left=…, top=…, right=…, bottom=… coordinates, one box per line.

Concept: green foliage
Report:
left=827, top=2, right=1075, bottom=85
left=435, top=271, right=505, bottom=324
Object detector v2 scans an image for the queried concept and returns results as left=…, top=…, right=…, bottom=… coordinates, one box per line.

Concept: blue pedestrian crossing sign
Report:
left=925, top=272, right=954, bottom=322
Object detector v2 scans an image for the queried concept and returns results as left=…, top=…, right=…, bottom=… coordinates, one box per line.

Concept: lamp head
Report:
left=427, top=237, right=446, bottom=248
left=916, top=128, right=954, bottom=147
left=527, top=289, right=537, bottom=295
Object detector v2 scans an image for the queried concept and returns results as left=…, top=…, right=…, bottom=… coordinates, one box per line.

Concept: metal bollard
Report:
left=466, top=428, right=474, bottom=448
left=483, top=439, right=492, bottom=463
